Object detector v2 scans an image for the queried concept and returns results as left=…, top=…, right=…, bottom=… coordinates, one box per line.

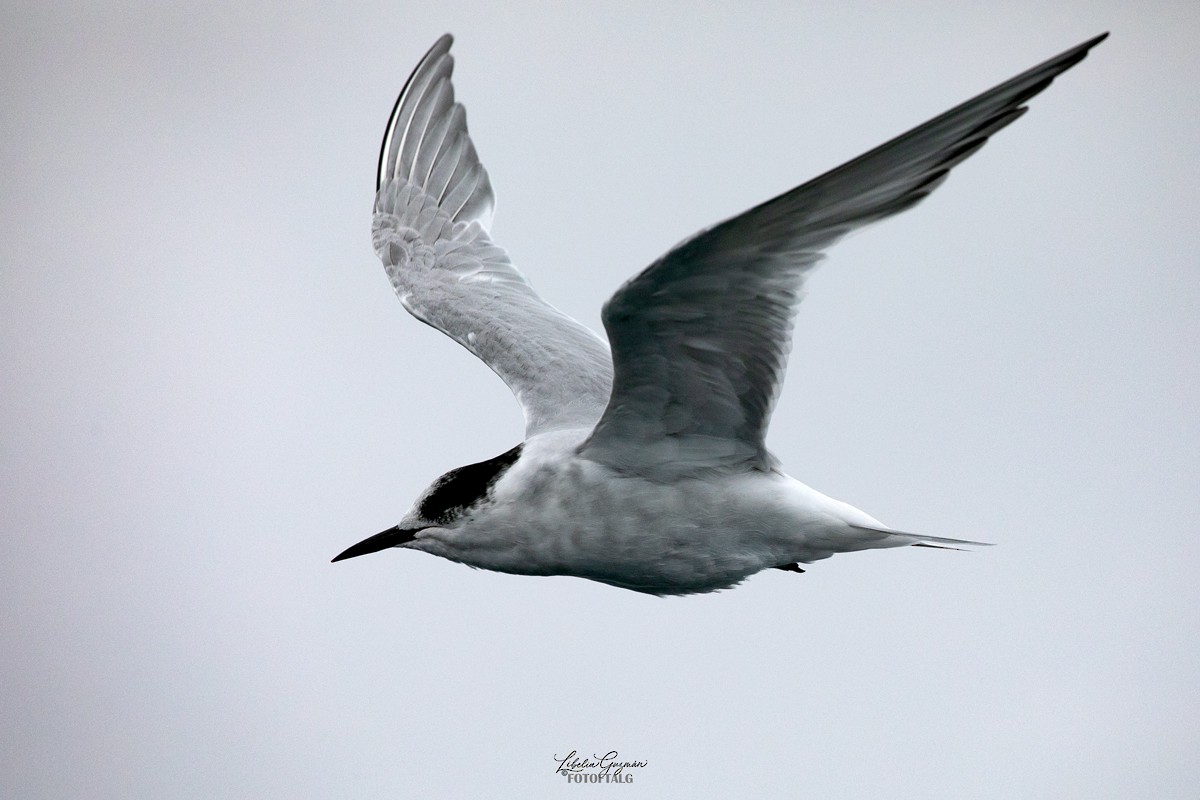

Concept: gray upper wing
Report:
left=579, top=34, right=1107, bottom=477
left=374, top=35, right=612, bottom=437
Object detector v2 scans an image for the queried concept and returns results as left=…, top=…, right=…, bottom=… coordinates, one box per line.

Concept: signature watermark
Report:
left=553, top=750, right=647, bottom=784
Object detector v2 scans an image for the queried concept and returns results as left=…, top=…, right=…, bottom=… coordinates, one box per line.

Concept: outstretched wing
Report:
left=374, top=34, right=612, bottom=437
left=580, top=34, right=1106, bottom=477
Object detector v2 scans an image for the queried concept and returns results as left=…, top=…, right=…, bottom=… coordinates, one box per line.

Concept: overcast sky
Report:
left=3, top=1, right=1198, bottom=797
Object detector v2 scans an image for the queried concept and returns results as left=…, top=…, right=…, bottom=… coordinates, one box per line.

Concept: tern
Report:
left=333, top=33, right=1106, bottom=594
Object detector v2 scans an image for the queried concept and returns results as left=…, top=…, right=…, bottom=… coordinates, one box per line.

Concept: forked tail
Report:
left=849, top=524, right=994, bottom=551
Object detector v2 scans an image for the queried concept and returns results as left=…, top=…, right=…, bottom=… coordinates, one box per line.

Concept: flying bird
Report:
left=333, top=32, right=1106, bottom=594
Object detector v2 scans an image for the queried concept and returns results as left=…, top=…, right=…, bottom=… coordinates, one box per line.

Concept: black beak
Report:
left=331, top=526, right=421, bottom=563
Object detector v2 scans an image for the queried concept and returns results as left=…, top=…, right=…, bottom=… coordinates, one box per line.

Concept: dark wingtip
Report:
left=376, top=34, right=458, bottom=194
left=331, top=526, right=420, bottom=563
left=1049, top=32, right=1108, bottom=76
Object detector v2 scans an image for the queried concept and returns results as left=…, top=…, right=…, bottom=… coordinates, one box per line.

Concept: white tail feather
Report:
left=848, top=524, right=994, bottom=549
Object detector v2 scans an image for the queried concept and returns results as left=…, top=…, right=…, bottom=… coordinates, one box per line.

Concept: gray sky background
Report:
left=3, top=1, right=1198, bottom=797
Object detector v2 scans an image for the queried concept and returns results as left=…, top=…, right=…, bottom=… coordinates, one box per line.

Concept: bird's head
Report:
left=331, top=444, right=523, bottom=563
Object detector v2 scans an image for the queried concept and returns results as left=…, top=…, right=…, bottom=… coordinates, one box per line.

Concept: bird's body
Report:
left=333, top=32, right=1106, bottom=594
left=403, top=429, right=894, bottom=594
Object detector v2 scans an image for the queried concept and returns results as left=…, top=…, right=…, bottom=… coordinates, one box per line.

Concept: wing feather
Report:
left=580, top=34, right=1107, bottom=477
left=373, top=35, right=612, bottom=437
